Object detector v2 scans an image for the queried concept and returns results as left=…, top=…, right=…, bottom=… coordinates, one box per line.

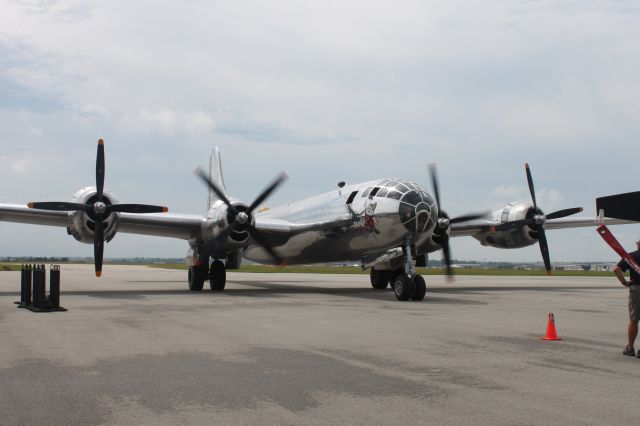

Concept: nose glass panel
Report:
left=399, top=191, right=436, bottom=233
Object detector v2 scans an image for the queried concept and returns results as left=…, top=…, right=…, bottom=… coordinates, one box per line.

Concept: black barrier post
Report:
left=32, top=264, right=47, bottom=310
left=49, top=265, right=60, bottom=309
left=20, top=265, right=31, bottom=306
left=17, top=264, right=66, bottom=312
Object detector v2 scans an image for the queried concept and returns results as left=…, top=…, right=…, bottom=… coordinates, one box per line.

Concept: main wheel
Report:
left=393, top=274, right=415, bottom=301
left=210, top=259, right=226, bottom=291
left=370, top=268, right=390, bottom=289
left=411, top=275, right=426, bottom=301
left=188, top=266, right=206, bottom=291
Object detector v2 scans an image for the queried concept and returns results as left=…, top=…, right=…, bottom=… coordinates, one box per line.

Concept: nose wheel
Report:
left=392, top=273, right=426, bottom=301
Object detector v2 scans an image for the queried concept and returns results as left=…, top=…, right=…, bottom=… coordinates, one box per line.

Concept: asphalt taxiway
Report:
left=1, top=265, right=639, bottom=425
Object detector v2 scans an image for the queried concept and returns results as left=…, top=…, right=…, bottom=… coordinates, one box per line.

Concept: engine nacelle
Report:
left=66, top=187, right=119, bottom=244
left=203, top=199, right=251, bottom=257
left=472, top=202, right=540, bottom=249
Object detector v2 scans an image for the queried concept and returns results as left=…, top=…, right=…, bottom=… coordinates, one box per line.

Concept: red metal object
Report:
left=596, top=224, right=640, bottom=275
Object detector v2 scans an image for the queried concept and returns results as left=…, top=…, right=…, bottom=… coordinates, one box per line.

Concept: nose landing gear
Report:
left=370, top=235, right=427, bottom=301
left=392, top=273, right=426, bottom=301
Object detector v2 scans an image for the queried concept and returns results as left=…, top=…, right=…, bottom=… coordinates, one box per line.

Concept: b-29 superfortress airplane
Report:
left=0, top=140, right=634, bottom=301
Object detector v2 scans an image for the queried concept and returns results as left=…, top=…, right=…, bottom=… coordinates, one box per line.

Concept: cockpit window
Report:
left=376, top=187, right=389, bottom=198
left=402, top=191, right=422, bottom=205
left=394, top=183, right=409, bottom=193
left=387, top=190, right=402, bottom=200
left=361, top=187, right=372, bottom=198
left=378, top=179, right=391, bottom=187
left=369, top=187, right=380, bottom=197
left=398, top=188, right=436, bottom=233
left=399, top=203, right=414, bottom=222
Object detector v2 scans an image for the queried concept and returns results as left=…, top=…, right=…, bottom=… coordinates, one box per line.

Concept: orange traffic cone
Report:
left=541, top=313, right=562, bottom=340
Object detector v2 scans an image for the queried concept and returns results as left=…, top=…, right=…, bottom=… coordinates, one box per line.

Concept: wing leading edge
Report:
left=0, top=203, right=204, bottom=241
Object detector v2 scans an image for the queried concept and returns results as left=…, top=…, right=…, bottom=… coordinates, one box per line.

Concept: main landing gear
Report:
left=188, top=258, right=227, bottom=292
left=369, top=268, right=426, bottom=301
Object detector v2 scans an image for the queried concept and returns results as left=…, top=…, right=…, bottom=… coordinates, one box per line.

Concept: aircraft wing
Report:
left=0, top=203, right=204, bottom=241
left=117, top=212, right=205, bottom=240
left=450, top=216, right=636, bottom=238
left=0, top=204, right=68, bottom=227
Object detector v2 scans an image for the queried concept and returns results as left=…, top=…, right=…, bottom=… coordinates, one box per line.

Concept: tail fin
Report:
left=208, top=147, right=229, bottom=208
left=596, top=191, right=640, bottom=221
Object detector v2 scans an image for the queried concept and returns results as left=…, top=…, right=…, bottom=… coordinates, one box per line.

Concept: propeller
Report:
left=428, top=164, right=488, bottom=278
left=494, top=163, right=583, bottom=274
left=28, top=139, right=169, bottom=277
left=195, top=167, right=288, bottom=265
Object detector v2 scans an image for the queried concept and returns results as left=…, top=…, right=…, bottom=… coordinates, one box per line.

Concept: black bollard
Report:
left=22, top=264, right=32, bottom=306
left=20, top=265, right=26, bottom=306
left=49, top=265, right=60, bottom=309
left=32, top=264, right=47, bottom=310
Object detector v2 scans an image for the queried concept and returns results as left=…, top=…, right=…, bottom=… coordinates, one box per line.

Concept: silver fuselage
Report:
left=243, top=179, right=438, bottom=264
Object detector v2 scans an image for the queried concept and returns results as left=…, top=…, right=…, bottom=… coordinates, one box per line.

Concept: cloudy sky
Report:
left=1, top=0, right=639, bottom=263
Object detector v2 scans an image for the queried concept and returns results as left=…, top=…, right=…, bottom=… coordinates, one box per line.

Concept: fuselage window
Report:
left=361, top=187, right=372, bottom=198
left=376, top=187, right=389, bottom=198
left=346, top=191, right=358, bottom=204
left=378, top=179, right=391, bottom=187
left=369, top=187, right=381, bottom=197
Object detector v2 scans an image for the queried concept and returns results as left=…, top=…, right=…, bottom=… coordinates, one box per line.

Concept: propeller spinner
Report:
left=28, top=139, right=169, bottom=277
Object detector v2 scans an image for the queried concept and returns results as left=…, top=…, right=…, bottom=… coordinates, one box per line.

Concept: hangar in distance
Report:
left=0, top=140, right=634, bottom=301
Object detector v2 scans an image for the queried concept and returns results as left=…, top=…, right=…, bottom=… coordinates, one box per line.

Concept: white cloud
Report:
left=0, top=0, right=639, bottom=260
left=120, top=109, right=215, bottom=136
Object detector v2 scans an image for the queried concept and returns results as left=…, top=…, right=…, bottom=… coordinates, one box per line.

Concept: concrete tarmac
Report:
left=1, top=265, right=640, bottom=425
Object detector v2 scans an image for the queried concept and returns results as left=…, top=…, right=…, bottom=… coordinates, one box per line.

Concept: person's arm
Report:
left=614, top=266, right=632, bottom=287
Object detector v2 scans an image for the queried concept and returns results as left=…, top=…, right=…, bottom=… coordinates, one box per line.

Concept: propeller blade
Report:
left=441, top=234, right=453, bottom=277
left=450, top=211, right=489, bottom=224
left=107, top=204, right=169, bottom=214
left=94, top=218, right=104, bottom=277
left=428, top=163, right=441, bottom=209
left=525, top=163, right=537, bottom=210
left=28, top=202, right=91, bottom=211
left=546, top=207, right=583, bottom=220
left=537, top=226, right=552, bottom=274
left=194, top=167, right=236, bottom=214
left=247, top=172, right=288, bottom=214
left=96, top=139, right=105, bottom=200
left=247, top=227, right=284, bottom=266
